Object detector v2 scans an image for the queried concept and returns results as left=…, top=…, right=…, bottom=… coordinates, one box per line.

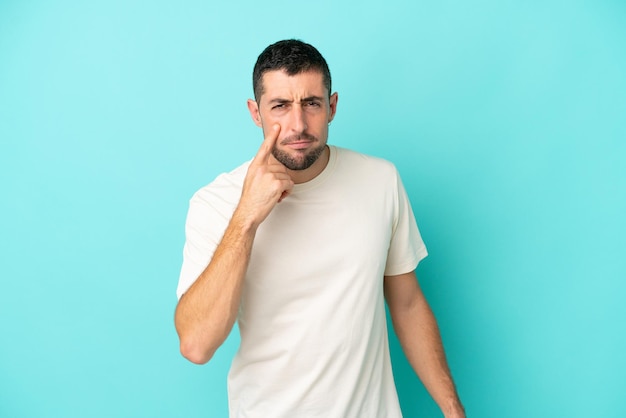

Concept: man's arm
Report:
left=384, top=271, right=465, bottom=418
left=174, top=124, right=292, bottom=364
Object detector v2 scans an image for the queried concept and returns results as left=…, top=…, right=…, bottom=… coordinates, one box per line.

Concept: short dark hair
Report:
left=252, top=39, right=332, bottom=101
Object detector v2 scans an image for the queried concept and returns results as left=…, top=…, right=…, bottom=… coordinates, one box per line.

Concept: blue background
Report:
left=1, top=1, right=624, bottom=417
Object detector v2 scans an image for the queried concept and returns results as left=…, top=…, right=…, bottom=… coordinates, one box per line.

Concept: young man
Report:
left=175, top=39, right=465, bottom=418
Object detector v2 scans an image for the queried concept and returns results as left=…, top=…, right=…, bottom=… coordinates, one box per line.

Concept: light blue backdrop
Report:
left=1, top=1, right=624, bottom=417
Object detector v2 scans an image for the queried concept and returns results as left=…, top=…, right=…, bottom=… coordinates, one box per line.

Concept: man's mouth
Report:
left=285, top=140, right=313, bottom=150
left=281, top=134, right=318, bottom=149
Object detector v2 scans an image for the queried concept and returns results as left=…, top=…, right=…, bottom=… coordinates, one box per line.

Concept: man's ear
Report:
left=328, top=92, right=338, bottom=123
left=247, top=99, right=262, bottom=127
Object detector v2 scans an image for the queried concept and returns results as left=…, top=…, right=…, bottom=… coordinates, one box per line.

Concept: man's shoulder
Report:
left=333, top=146, right=398, bottom=177
left=189, top=160, right=251, bottom=205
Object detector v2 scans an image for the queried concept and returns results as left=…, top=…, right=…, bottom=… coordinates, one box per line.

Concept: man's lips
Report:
left=281, top=134, right=317, bottom=150
left=281, top=133, right=318, bottom=144
left=285, top=140, right=313, bottom=150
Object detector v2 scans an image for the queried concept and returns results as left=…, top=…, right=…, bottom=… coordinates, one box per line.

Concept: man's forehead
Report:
left=260, top=69, right=327, bottom=99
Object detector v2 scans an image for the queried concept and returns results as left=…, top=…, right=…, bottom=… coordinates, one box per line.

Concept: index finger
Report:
left=252, top=124, right=280, bottom=164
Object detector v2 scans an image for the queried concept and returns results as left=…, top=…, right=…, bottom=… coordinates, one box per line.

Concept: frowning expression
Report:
left=248, top=70, right=338, bottom=171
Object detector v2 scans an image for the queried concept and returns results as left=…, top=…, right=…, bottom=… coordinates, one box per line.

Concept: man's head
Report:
left=252, top=39, right=332, bottom=102
left=248, top=40, right=338, bottom=174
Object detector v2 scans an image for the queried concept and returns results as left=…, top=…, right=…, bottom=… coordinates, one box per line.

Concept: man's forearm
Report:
left=174, top=211, right=257, bottom=364
left=391, top=298, right=465, bottom=417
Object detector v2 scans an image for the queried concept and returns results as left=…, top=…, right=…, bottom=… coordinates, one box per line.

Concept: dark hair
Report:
left=252, top=39, right=332, bottom=101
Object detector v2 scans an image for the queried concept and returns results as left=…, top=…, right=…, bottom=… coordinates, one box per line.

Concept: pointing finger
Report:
left=253, top=124, right=280, bottom=164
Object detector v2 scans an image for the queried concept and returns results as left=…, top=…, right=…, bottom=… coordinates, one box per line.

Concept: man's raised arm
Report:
left=174, top=124, right=292, bottom=364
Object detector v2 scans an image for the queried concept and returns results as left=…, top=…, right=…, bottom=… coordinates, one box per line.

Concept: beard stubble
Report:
left=271, top=133, right=326, bottom=171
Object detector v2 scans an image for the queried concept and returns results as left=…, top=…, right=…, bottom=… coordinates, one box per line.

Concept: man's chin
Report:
left=272, top=145, right=326, bottom=171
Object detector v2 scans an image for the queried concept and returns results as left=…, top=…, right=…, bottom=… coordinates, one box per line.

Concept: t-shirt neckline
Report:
left=291, top=145, right=338, bottom=193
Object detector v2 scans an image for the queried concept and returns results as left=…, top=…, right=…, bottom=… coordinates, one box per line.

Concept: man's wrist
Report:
left=231, top=206, right=261, bottom=234
left=442, top=400, right=465, bottom=418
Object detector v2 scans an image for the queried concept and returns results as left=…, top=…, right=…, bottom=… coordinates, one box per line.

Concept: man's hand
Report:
left=236, top=124, right=294, bottom=229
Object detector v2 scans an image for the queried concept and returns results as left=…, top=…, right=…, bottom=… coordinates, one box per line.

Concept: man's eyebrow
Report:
left=268, top=98, right=292, bottom=104
left=299, top=96, right=324, bottom=102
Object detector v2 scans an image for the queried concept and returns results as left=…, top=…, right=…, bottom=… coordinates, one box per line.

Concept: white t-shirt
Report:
left=177, top=146, right=427, bottom=418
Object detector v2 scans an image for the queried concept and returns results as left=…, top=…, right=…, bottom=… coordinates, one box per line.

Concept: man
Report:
left=175, top=39, right=464, bottom=418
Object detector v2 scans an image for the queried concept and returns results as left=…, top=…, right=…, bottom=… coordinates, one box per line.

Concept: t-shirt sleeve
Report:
left=176, top=191, right=228, bottom=300
left=176, top=163, right=248, bottom=300
left=383, top=168, right=428, bottom=276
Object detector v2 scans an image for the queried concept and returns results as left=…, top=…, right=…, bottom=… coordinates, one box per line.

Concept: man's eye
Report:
left=305, top=101, right=320, bottom=107
left=272, top=104, right=285, bottom=109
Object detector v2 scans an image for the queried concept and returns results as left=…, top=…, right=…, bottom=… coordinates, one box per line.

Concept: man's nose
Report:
left=290, top=104, right=307, bottom=133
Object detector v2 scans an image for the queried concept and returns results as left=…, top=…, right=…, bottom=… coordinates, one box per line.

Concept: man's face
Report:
left=248, top=70, right=338, bottom=171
